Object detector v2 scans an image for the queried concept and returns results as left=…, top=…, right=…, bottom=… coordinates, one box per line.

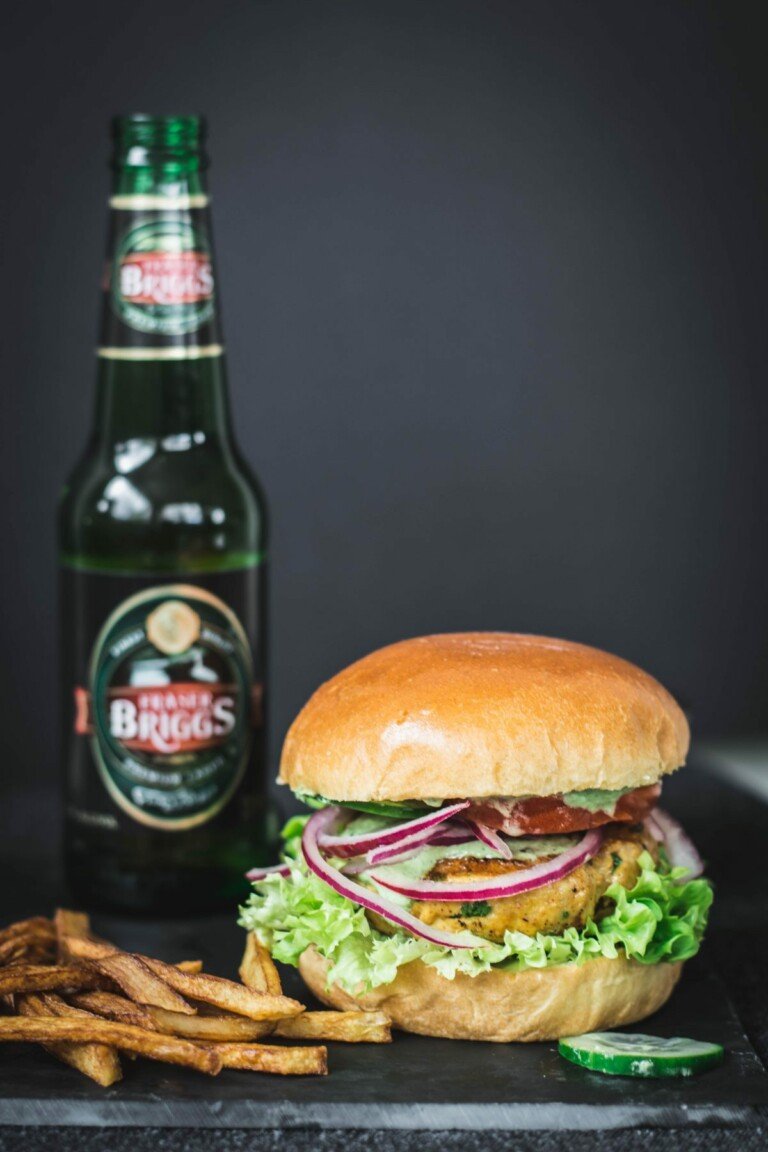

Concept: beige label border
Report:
left=109, top=193, right=210, bottom=210
left=97, top=345, right=224, bottom=361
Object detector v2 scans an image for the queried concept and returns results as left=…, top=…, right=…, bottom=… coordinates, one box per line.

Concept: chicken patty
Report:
left=410, top=825, right=658, bottom=943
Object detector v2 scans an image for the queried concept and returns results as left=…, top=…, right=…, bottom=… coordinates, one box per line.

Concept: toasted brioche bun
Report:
left=299, top=946, right=681, bottom=1042
left=279, top=633, right=689, bottom=801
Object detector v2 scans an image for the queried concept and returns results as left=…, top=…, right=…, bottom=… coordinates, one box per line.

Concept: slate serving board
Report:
left=0, top=768, right=767, bottom=1144
left=0, top=912, right=764, bottom=1133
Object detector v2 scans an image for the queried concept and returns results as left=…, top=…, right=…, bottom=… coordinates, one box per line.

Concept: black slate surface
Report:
left=1, top=766, right=767, bottom=1150
left=0, top=950, right=764, bottom=1131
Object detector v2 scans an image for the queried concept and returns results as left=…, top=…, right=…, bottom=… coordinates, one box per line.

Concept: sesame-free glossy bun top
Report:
left=278, top=633, right=689, bottom=802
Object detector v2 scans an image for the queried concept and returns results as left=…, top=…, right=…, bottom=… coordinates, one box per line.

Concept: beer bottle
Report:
left=60, top=115, right=270, bottom=913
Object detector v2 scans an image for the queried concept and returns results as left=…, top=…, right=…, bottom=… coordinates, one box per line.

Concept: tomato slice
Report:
left=465, top=784, right=661, bottom=835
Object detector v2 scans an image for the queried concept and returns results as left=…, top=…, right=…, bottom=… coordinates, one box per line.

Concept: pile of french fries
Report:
left=0, top=911, right=390, bottom=1085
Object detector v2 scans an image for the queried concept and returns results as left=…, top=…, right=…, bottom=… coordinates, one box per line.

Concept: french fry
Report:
left=68, top=992, right=267, bottom=1043
left=0, top=965, right=108, bottom=997
left=0, top=1016, right=221, bottom=1075
left=1, top=913, right=336, bottom=1085
left=176, top=960, right=203, bottom=975
left=37, top=992, right=100, bottom=1017
left=54, top=910, right=117, bottom=964
left=141, top=956, right=304, bottom=1022
left=57, top=913, right=203, bottom=975
left=89, top=954, right=196, bottom=1015
left=0, top=943, right=22, bottom=967
left=0, top=918, right=54, bottom=946
left=17, top=993, right=122, bottom=1087
left=0, top=940, right=54, bottom=968
left=239, top=934, right=282, bottom=996
left=54, top=909, right=91, bottom=947
left=0, top=919, right=56, bottom=967
left=274, top=1011, right=392, bottom=1044
left=207, top=1041, right=327, bottom=1076
left=62, top=935, right=203, bottom=974
left=68, top=991, right=158, bottom=1031
left=148, top=1005, right=274, bottom=1042
left=59, top=937, right=115, bottom=962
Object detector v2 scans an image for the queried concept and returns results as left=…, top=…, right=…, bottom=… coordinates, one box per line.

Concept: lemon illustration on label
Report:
left=146, top=600, right=201, bottom=655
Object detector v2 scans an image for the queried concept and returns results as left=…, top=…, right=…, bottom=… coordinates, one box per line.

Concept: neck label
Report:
left=99, top=204, right=223, bottom=357
left=113, top=218, right=215, bottom=336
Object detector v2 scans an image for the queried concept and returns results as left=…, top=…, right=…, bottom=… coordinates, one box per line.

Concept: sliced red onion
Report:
left=341, top=858, right=375, bottom=877
left=351, top=824, right=477, bottom=873
left=365, top=843, right=424, bottom=867
left=346, top=840, right=439, bottom=875
left=644, top=808, right=704, bottom=878
left=369, top=828, right=604, bottom=901
left=245, top=862, right=292, bottom=882
left=644, top=809, right=664, bottom=841
left=427, top=826, right=475, bottom=847
left=358, top=821, right=505, bottom=872
left=464, top=819, right=513, bottom=860
left=302, top=808, right=486, bottom=950
left=317, top=800, right=470, bottom=859
left=366, top=821, right=460, bottom=865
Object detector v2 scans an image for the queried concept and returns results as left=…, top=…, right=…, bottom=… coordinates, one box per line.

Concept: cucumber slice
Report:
left=558, top=1032, right=724, bottom=1078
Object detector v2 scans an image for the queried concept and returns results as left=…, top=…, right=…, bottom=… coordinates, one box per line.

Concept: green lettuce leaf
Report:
left=294, top=793, right=433, bottom=819
left=238, top=842, right=713, bottom=995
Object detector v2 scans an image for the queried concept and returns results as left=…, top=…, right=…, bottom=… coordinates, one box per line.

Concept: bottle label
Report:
left=64, top=571, right=263, bottom=832
left=112, top=219, right=215, bottom=336
left=99, top=204, right=223, bottom=360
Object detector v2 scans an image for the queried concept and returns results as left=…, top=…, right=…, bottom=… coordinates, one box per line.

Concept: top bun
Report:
left=279, top=633, right=689, bottom=801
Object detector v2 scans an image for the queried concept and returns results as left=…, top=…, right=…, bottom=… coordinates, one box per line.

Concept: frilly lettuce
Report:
left=238, top=826, right=713, bottom=995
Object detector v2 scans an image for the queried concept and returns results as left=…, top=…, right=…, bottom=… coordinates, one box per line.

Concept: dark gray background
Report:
left=1, top=0, right=766, bottom=805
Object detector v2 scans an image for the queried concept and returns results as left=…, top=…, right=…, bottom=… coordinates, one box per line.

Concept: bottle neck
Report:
left=95, top=145, right=231, bottom=446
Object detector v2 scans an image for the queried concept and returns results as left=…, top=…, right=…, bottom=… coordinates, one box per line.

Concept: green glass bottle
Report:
left=60, top=115, right=270, bottom=913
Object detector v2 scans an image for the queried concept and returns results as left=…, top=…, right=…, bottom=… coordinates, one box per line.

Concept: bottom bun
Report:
left=298, top=947, right=682, bottom=1042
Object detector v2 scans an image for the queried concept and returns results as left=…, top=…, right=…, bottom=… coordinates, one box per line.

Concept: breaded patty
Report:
left=410, top=825, right=658, bottom=943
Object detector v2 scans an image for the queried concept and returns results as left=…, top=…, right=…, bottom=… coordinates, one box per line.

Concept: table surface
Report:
left=1, top=764, right=767, bottom=1151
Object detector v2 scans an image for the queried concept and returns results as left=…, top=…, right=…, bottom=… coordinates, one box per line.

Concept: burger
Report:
left=240, top=633, right=712, bottom=1042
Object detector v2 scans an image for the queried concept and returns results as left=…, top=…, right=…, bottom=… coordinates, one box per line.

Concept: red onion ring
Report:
left=365, top=820, right=509, bottom=868
left=349, top=825, right=477, bottom=872
left=644, top=808, right=704, bottom=878
left=245, top=862, right=292, bottom=882
left=365, top=842, right=424, bottom=867
left=369, top=827, right=604, bottom=901
left=427, top=826, right=476, bottom=847
left=464, top=819, right=513, bottom=860
left=366, top=819, right=468, bottom=865
left=302, top=808, right=486, bottom=949
left=317, top=800, right=470, bottom=858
